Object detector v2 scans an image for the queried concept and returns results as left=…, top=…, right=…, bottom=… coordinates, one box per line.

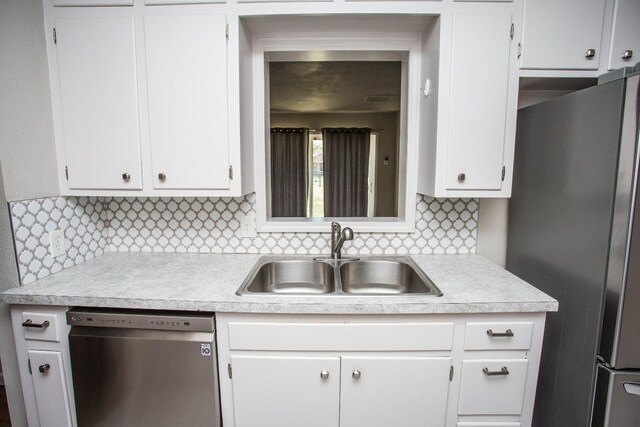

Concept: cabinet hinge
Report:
left=501, top=166, right=506, bottom=181
left=28, top=359, right=32, bottom=375
left=229, top=165, right=233, bottom=180
left=517, top=43, right=522, bottom=59
left=65, top=166, right=69, bottom=181
left=53, top=28, right=57, bottom=44
left=510, top=23, right=514, bottom=40
left=225, top=23, right=229, bottom=40
left=449, top=365, right=454, bottom=381
left=227, top=363, right=232, bottom=379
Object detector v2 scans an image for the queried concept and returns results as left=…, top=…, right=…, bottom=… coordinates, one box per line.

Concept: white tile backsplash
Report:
left=9, top=193, right=478, bottom=284
left=10, top=196, right=109, bottom=284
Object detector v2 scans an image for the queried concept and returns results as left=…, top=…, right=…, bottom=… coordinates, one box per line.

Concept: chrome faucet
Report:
left=330, top=221, right=354, bottom=259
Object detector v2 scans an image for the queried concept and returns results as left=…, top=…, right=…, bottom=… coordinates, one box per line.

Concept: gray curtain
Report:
left=270, top=128, right=309, bottom=217
left=323, top=128, right=371, bottom=217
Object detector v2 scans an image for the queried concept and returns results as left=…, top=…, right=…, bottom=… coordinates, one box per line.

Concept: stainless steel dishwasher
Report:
left=67, top=308, right=221, bottom=427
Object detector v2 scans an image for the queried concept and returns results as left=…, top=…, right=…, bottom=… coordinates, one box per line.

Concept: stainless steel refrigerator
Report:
left=506, top=64, right=640, bottom=427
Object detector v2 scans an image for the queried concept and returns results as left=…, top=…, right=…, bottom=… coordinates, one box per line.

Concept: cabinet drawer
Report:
left=54, top=0, right=133, bottom=5
left=457, top=423, right=521, bottom=427
left=228, top=322, right=454, bottom=351
left=21, top=312, right=60, bottom=342
left=464, top=322, right=533, bottom=350
left=458, top=359, right=528, bottom=415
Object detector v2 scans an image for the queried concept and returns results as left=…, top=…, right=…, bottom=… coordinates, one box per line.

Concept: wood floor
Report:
left=0, top=386, right=11, bottom=427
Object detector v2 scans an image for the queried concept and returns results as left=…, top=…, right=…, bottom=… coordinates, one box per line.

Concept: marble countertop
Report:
left=0, top=253, right=558, bottom=314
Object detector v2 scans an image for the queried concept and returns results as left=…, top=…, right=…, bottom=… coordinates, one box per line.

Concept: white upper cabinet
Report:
left=144, top=15, right=231, bottom=190
left=445, top=11, right=513, bottom=191
left=520, top=0, right=606, bottom=70
left=55, top=17, right=143, bottom=190
left=607, top=0, right=640, bottom=70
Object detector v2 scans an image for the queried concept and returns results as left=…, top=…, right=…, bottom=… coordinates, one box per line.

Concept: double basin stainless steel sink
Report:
left=236, top=256, right=443, bottom=297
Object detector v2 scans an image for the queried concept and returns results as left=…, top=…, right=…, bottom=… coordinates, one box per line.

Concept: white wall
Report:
left=0, top=162, right=28, bottom=426
left=0, top=0, right=59, bottom=202
left=477, top=199, right=509, bottom=267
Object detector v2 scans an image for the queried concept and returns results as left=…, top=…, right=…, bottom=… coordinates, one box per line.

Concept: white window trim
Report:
left=253, top=32, right=422, bottom=233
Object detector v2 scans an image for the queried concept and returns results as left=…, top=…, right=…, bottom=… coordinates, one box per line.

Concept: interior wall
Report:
left=0, top=163, right=28, bottom=426
left=271, top=112, right=399, bottom=216
left=476, top=198, right=509, bottom=267
left=0, top=0, right=59, bottom=202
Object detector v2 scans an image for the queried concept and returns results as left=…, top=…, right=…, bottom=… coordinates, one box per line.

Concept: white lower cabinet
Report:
left=11, top=306, right=76, bottom=427
left=458, top=359, right=529, bottom=415
left=230, top=354, right=452, bottom=427
left=217, top=313, right=547, bottom=427
left=28, top=350, right=74, bottom=427
left=231, top=355, right=341, bottom=427
left=340, top=356, right=452, bottom=427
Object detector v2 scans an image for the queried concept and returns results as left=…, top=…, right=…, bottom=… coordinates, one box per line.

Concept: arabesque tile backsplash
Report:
left=9, top=193, right=479, bottom=284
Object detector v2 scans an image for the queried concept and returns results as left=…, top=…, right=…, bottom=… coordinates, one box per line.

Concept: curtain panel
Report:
left=270, top=128, right=309, bottom=217
left=322, top=127, right=371, bottom=217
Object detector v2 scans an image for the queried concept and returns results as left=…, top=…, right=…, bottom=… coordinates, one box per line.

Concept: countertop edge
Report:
left=0, top=293, right=559, bottom=314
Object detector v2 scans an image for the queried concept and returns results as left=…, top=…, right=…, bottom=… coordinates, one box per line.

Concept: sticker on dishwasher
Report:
left=201, top=344, right=212, bottom=357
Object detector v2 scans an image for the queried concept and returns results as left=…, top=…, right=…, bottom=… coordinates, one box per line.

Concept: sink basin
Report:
left=238, top=260, right=335, bottom=295
left=237, top=256, right=442, bottom=297
left=339, top=260, right=441, bottom=295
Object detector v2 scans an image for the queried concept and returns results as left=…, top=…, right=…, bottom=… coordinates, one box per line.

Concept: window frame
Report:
left=253, top=33, right=422, bottom=233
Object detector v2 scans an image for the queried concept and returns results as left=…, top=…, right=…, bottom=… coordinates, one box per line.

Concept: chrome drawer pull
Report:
left=486, top=328, right=514, bottom=337
left=483, top=366, right=509, bottom=376
left=320, top=370, right=329, bottom=380
left=22, top=319, right=50, bottom=329
left=38, top=364, right=50, bottom=374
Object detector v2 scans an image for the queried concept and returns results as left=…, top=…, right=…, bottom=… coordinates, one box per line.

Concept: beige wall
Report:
left=271, top=112, right=400, bottom=216
left=0, top=0, right=59, bottom=202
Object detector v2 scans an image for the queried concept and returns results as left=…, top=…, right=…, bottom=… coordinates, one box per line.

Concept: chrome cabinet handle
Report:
left=622, top=50, right=633, bottom=60
left=320, top=370, right=329, bottom=380
left=623, top=382, right=640, bottom=396
left=585, top=49, right=596, bottom=58
left=22, top=319, right=50, bottom=329
left=122, top=173, right=131, bottom=182
left=352, top=370, right=361, bottom=379
left=38, top=364, right=50, bottom=374
left=158, top=173, right=166, bottom=182
left=483, top=366, right=509, bottom=376
left=458, top=173, right=466, bottom=183
left=487, top=328, right=514, bottom=337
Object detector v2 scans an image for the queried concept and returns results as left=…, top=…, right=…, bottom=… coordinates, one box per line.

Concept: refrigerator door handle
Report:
left=623, top=382, right=640, bottom=396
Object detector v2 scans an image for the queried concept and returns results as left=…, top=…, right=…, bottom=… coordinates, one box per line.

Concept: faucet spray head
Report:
left=342, top=227, right=354, bottom=241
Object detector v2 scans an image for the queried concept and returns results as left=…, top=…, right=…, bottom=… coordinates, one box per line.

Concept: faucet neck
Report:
left=330, top=221, right=341, bottom=259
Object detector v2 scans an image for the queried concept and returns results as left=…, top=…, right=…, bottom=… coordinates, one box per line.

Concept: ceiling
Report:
left=269, top=61, right=402, bottom=114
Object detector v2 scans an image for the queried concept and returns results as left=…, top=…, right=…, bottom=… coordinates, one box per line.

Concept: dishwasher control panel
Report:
left=66, top=308, right=215, bottom=332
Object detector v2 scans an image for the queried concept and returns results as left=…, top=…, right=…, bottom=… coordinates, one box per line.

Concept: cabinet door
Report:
left=231, top=355, right=340, bottom=427
left=608, top=0, right=640, bottom=70
left=55, top=17, right=142, bottom=190
left=28, top=350, right=73, bottom=427
left=446, top=12, right=512, bottom=191
left=144, top=15, right=231, bottom=190
left=340, top=356, right=452, bottom=427
left=520, top=0, right=606, bottom=70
